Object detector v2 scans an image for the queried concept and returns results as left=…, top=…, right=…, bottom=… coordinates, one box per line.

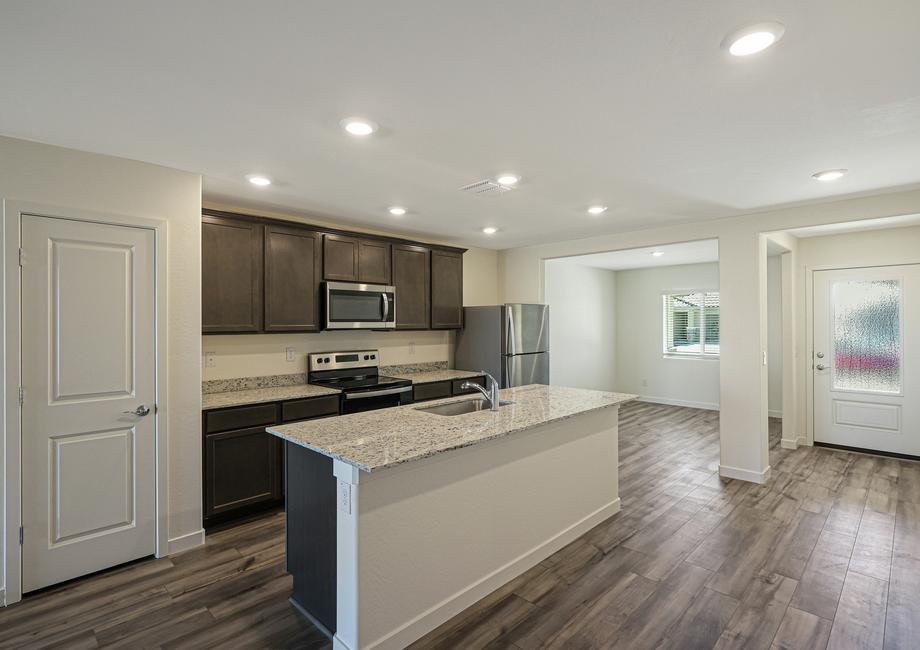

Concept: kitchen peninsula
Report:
left=268, top=384, right=635, bottom=650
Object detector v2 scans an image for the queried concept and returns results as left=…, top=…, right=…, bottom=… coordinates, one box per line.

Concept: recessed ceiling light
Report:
left=723, top=22, right=785, bottom=56
left=247, top=175, right=271, bottom=187
left=482, top=227, right=498, bottom=234
left=340, top=118, right=378, bottom=136
left=587, top=205, right=608, bottom=215
left=812, top=169, right=848, bottom=182
left=651, top=251, right=665, bottom=257
left=388, top=206, right=407, bottom=216
left=496, top=174, right=520, bottom=186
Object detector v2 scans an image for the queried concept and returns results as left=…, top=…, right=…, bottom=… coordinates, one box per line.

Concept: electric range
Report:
left=307, top=350, right=413, bottom=414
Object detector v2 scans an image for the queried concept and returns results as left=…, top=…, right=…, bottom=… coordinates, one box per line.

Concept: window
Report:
left=663, top=292, right=720, bottom=356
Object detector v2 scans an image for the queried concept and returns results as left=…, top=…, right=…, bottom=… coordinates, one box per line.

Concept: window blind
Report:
left=664, top=292, right=720, bottom=356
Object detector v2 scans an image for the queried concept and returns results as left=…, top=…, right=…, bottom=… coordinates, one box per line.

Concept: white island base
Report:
left=330, top=406, right=620, bottom=650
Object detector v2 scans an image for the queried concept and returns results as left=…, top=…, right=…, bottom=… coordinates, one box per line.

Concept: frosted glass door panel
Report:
left=832, top=280, right=901, bottom=393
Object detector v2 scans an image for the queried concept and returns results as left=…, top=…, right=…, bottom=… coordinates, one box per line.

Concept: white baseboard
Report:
left=720, top=464, right=772, bottom=484
left=369, top=498, right=622, bottom=650
left=769, top=409, right=784, bottom=419
left=167, top=528, right=206, bottom=555
left=638, top=396, right=719, bottom=411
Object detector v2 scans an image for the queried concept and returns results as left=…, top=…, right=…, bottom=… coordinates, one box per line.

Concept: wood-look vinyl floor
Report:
left=2, top=401, right=918, bottom=649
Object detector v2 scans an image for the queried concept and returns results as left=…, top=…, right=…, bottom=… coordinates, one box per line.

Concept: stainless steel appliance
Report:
left=454, top=304, right=549, bottom=388
left=324, top=281, right=396, bottom=330
left=308, top=350, right=413, bottom=414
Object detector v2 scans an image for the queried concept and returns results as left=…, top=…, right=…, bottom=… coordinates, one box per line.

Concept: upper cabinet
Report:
left=357, top=239, right=392, bottom=284
left=264, top=224, right=323, bottom=332
left=202, top=215, right=263, bottom=332
left=430, top=250, right=464, bottom=329
left=324, top=234, right=392, bottom=284
left=392, top=244, right=430, bottom=330
left=323, top=234, right=359, bottom=282
left=201, top=210, right=463, bottom=333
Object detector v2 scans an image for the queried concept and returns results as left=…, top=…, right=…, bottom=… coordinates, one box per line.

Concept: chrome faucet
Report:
left=462, top=372, right=501, bottom=412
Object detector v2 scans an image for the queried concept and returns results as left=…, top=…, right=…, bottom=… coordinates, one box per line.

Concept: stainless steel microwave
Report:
left=324, top=281, right=396, bottom=330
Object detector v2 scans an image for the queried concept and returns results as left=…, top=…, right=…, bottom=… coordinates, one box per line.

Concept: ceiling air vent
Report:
left=459, top=179, right=515, bottom=196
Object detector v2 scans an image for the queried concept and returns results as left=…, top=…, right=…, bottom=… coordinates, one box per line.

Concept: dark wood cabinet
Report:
left=202, top=216, right=263, bottom=332
left=202, top=395, right=341, bottom=528
left=323, top=234, right=359, bottom=282
left=264, top=224, right=323, bottom=332
left=452, top=376, right=485, bottom=395
left=357, top=239, right=391, bottom=284
left=430, top=249, right=464, bottom=329
left=204, top=425, right=282, bottom=521
left=413, top=380, right=452, bottom=402
left=392, top=244, right=430, bottom=330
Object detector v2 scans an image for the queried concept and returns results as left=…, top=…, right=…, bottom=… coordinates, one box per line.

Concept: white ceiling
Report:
left=2, top=2, right=920, bottom=249
left=548, top=239, right=719, bottom=271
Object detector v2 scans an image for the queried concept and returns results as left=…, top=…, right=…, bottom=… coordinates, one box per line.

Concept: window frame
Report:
left=662, top=290, right=720, bottom=359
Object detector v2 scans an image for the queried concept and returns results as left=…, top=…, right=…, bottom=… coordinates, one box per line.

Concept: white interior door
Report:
left=813, top=265, right=920, bottom=456
left=21, top=214, right=157, bottom=592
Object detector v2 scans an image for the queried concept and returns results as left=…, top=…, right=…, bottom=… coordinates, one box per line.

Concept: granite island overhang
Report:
left=268, top=384, right=636, bottom=650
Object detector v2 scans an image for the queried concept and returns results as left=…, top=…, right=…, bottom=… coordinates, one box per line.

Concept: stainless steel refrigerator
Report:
left=454, top=304, right=549, bottom=388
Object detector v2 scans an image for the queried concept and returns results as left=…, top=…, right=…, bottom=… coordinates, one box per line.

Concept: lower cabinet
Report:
left=413, top=376, right=486, bottom=402
left=202, top=395, right=340, bottom=527
left=205, top=426, right=283, bottom=522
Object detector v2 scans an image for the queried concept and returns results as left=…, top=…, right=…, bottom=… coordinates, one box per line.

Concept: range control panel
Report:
left=308, top=350, right=379, bottom=371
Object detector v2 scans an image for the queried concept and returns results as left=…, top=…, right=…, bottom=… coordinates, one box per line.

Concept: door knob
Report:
left=816, top=364, right=827, bottom=371
left=123, top=405, right=151, bottom=417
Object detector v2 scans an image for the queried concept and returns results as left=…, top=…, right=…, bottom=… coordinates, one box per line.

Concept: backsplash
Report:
left=202, top=373, right=306, bottom=395
left=202, top=329, right=453, bottom=381
left=379, top=361, right=447, bottom=375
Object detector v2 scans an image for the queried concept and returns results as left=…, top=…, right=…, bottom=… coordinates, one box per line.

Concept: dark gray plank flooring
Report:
left=1, top=401, right=916, bottom=649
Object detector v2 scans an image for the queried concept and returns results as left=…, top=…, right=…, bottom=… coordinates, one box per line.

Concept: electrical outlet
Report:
left=285, top=347, right=296, bottom=362
left=641, top=378, right=648, bottom=388
left=204, top=352, right=216, bottom=368
left=338, top=481, right=352, bottom=514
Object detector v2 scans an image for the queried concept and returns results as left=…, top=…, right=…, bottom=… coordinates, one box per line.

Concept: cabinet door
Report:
left=358, top=239, right=392, bottom=284
left=414, top=381, right=452, bottom=402
left=204, top=426, right=282, bottom=520
left=323, top=234, right=359, bottom=281
left=202, top=216, right=263, bottom=332
left=265, top=224, right=322, bottom=331
left=392, top=244, right=430, bottom=329
left=431, top=250, right=464, bottom=329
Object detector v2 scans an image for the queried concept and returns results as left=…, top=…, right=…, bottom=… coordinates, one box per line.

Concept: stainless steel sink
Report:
left=415, top=399, right=513, bottom=416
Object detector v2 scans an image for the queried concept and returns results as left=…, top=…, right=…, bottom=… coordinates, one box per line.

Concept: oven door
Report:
left=325, top=282, right=396, bottom=330
left=341, top=385, right=414, bottom=414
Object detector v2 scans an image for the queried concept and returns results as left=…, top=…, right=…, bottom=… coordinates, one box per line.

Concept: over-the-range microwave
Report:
left=324, top=281, right=396, bottom=330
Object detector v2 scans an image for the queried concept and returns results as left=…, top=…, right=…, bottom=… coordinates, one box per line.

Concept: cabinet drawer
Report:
left=205, top=403, right=279, bottom=434
left=413, top=381, right=452, bottom=402
left=282, top=395, right=340, bottom=422
left=452, top=376, right=485, bottom=395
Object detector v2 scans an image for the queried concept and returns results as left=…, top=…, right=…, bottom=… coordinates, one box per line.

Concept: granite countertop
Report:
left=202, top=383, right=340, bottom=410
left=267, top=385, right=636, bottom=472
left=388, top=368, right=485, bottom=384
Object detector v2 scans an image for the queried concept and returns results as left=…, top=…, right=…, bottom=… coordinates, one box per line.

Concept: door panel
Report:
left=503, top=304, right=550, bottom=354
left=813, top=265, right=919, bottom=456
left=503, top=352, right=550, bottom=388
left=430, top=250, right=463, bottom=329
left=392, top=244, right=430, bottom=329
left=201, top=216, right=263, bottom=332
left=22, top=214, right=156, bottom=592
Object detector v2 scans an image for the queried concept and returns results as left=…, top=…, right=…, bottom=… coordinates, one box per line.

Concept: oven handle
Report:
left=343, top=386, right=412, bottom=400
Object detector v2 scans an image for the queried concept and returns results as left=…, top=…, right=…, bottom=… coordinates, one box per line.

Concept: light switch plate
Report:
left=285, top=347, right=296, bottom=362
left=204, top=352, right=216, bottom=368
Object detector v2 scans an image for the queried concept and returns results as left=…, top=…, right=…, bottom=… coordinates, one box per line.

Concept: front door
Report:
left=813, top=265, right=920, bottom=456
left=21, top=214, right=157, bottom=592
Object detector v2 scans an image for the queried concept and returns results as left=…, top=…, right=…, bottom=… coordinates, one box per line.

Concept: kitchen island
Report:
left=267, top=384, right=635, bottom=650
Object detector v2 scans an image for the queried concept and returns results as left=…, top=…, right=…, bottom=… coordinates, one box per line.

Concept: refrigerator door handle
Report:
left=506, top=305, right=516, bottom=356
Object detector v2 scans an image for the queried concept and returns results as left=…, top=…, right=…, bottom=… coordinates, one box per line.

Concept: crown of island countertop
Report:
left=267, top=384, right=636, bottom=472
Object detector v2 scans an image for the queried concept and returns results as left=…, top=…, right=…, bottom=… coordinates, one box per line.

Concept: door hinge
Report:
left=19, top=526, right=23, bottom=545
left=18, top=385, right=24, bottom=405
left=18, top=248, right=24, bottom=266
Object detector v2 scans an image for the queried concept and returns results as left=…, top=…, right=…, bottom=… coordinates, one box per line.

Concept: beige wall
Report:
left=498, top=188, right=920, bottom=482
left=201, top=202, right=500, bottom=380
left=0, top=136, right=202, bottom=594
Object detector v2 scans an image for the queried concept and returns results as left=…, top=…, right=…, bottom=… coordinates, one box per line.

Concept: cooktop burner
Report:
left=310, top=374, right=409, bottom=392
